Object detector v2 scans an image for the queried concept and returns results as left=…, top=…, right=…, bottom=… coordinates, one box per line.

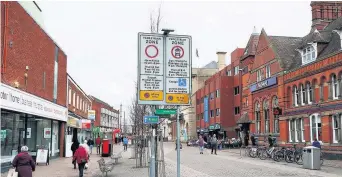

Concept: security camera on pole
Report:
left=137, top=29, right=192, bottom=177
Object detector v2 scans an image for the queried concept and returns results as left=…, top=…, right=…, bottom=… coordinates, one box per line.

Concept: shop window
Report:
left=310, top=114, right=322, bottom=142
left=1, top=111, right=25, bottom=163
left=272, top=96, right=279, bottom=133
left=332, top=114, right=342, bottom=143
left=288, top=118, right=305, bottom=143
left=52, top=121, right=60, bottom=157
left=289, top=119, right=295, bottom=142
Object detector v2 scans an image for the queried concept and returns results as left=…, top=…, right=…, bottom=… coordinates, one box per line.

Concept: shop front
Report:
left=65, top=116, right=81, bottom=157
left=0, top=83, right=67, bottom=169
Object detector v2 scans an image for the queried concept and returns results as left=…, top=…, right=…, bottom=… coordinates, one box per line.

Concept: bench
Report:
left=111, top=150, right=123, bottom=164
left=97, top=158, right=115, bottom=177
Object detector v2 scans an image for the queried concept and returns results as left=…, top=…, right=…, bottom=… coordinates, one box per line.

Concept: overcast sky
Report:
left=38, top=1, right=312, bottom=116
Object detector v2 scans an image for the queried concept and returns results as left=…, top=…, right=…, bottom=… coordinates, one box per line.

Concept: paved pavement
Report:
left=1, top=145, right=148, bottom=177
left=3, top=143, right=342, bottom=177
left=163, top=143, right=342, bottom=177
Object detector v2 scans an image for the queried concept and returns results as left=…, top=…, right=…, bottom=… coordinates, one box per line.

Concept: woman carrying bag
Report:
left=73, top=145, right=89, bottom=177
left=11, top=146, right=35, bottom=177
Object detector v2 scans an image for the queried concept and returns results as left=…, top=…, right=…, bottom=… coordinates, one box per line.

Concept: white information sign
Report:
left=36, top=149, right=49, bottom=164
left=137, top=33, right=192, bottom=105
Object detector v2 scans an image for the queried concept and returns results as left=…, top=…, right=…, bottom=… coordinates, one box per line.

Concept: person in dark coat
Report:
left=12, top=146, right=35, bottom=177
left=71, top=139, right=80, bottom=169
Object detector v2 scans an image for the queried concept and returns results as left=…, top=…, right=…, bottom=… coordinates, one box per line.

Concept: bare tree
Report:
left=150, top=4, right=162, bottom=33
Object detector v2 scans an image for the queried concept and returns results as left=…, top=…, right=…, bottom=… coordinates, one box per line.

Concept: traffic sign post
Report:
left=138, top=31, right=191, bottom=177
left=137, top=33, right=192, bottom=106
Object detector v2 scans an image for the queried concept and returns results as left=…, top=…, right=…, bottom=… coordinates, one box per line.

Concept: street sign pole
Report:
left=150, top=106, right=156, bottom=177
left=176, top=105, right=180, bottom=177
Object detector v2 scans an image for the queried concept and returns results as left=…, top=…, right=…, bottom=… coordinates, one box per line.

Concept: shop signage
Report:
left=204, top=96, right=209, bottom=123
left=67, top=116, right=81, bottom=128
left=88, top=110, right=96, bottom=120
left=209, top=125, right=215, bottom=130
left=0, top=83, right=67, bottom=122
left=44, top=128, right=51, bottom=138
left=137, top=33, right=192, bottom=105
left=250, top=76, right=277, bottom=92
left=81, top=119, right=91, bottom=129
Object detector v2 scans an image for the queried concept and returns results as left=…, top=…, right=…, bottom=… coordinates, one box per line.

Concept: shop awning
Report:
left=236, top=112, right=251, bottom=124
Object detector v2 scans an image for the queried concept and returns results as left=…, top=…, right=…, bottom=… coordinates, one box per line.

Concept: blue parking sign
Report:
left=178, top=78, right=186, bottom=87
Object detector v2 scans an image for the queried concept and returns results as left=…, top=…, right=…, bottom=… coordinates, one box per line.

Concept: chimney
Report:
left=311, top=1, right=342, bottom=30
left=216, top=51, right=226, bottom=71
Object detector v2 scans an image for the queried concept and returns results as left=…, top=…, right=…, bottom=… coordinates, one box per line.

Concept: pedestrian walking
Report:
left=12, top=146, right=35, bottom=177
left=95, top=135, right=101, bottom=155
left=196, top=135, right=207, bottom=154
left=87, top=137, right=94, bottom=154
left=81, top=140, right=90, bottom=170
left=71, top=138, right=80, bottom=169
left=73, top=143, right=89, bottom=177
left=211, top=134, right=218, bottom=155
left=123, top=136, right=128, bottom=151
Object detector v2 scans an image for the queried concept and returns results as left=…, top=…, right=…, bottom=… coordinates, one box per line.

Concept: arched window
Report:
left=306, top=82, right=313, bottom=104
left=263, top=99, right=270, bottom=133
left=293, top=86, right=299, bottom=106
left=310, top=113, right=322, bottom=142
left=300, top=84, right=306, bottom=105
left=272, top=96, right=279, bottom=133
left=332, top=74, right=339, bottom=100
left=255, top=102, right=261, bottom=134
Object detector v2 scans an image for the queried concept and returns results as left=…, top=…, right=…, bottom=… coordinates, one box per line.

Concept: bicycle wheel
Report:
left=259, top=150, right=267, bottom=160
left=294, top=153, right=303, bottom=165
left=274, top=150, right=284, bottom=162
left=320, top=152, right=324, bottom=165
left=249, top=147, right=257, bottom=158
left=285, top=150, right=294, bottom=163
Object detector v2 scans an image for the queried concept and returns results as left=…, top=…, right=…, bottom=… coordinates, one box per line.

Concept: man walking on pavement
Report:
left=123, top=136, right=128, bottom=151
left=87, top=137, right=95, bottom=154
left=95, top=135, right=101, bottom=155
left=211, top=134, right=218, bottom=155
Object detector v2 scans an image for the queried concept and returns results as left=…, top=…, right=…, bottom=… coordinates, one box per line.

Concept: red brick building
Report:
left=89, top=96, right=120, bottom=138
left=279, top=12, right=342, bottom=149
left=196, top=50, right=244, bottom=138
left=65, top=74, right=92, bottom=146
left=1, top=1, right=68, bottom=168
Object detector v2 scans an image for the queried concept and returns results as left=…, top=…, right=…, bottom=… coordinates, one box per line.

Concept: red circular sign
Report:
left=145, top=45, right=159, bottom=58
left=171, top=46, right=184, bottom=59
left=144, top=93, right=150, bottom=98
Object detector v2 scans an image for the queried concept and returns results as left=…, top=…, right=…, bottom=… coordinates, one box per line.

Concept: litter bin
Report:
left=302, top=146, right=321, bottom=170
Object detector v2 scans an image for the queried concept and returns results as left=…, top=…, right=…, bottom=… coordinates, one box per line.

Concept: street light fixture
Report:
left=161, top=28, right=175, bottom=35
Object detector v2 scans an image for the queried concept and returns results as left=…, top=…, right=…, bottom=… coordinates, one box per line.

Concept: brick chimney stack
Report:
left=311, top=1, right=342, bottom=30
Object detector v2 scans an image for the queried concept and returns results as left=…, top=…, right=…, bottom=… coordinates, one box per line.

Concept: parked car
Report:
left=187, top=139, right=198, bottom=146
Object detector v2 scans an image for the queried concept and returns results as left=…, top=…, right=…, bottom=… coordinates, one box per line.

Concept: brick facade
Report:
left=1, top=2, right=67, bottom=157
left=67, top=75, right=92, bottom=118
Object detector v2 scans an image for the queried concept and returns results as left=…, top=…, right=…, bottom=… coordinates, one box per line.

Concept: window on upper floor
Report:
left=234, top=66, right=240, bottom=75
left=68, top=88, right=72, bottom=105
left=256, top=69, right=263, bottom=82
left=301, top=44, right=317, bottom=65
left=234, top=107, right=240, bottom=115
left=332, top=74, right=340, bottom=100
left=300, top=84, right=306, bottom=105
left=216, top=90, right=220, bottom=98
left=293, top=86, right=299, bottom=107
left=226, top=70, right=231, bottom=76
left=234, top=86, right=240, bottom=95
left=216, top=108, right=220, bottom=116
left=76, top=95, right=79, bottom=109
left=265, top=65, right=271, bottom=78
left=210, top=92, right=214, bottom=100
left=73, top=92, right=76, bottom=107
left=210, top=110, right=214, bottom=117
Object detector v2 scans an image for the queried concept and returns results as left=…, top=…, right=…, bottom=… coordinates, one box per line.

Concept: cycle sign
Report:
left=137, top=33, right=192, bottom=105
